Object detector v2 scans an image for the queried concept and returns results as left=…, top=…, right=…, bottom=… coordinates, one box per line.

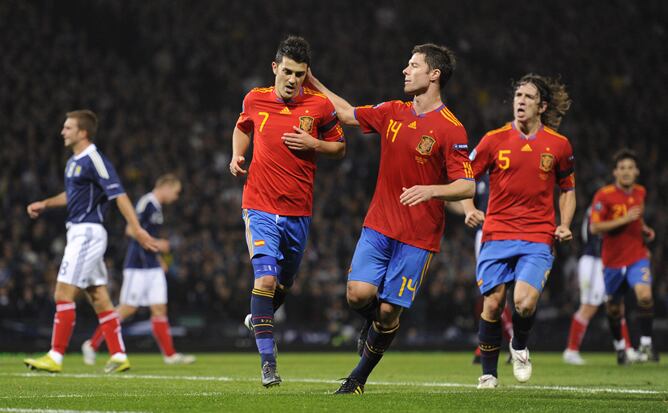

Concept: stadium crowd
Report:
left=1, top=0, right=666, bottom=350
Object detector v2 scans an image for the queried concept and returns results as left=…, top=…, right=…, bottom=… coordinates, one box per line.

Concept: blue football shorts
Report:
left=476, top=240, right=554, bottom=295
left=242, top=208, right=311, bottom=284
left=348, top=227, right=434, bottom=309
left=603, top=257, right=651, bottom=298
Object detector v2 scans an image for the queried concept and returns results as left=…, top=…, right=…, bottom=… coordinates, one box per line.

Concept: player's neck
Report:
left=71, top=141, right=92, bottom=156
left=412, top=90, right=443, bottom=115
left=615, top=181, right=634, bottom=192
left=514, top=118, right=542, bottom=136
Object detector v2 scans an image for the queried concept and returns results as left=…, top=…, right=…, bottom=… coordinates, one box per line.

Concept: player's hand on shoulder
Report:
left=554, top=225, right=573, bottom=242
left=464, top=209, right=484, bottom=228
left=135, top=228, right=160, bottom=252
left=400, top=185, right=433, bottom=206
left=282, top=126, right=318, bottom=151
left=27, top=201, right=46, bottom=219
left=229, top=155, right=247, bottom=176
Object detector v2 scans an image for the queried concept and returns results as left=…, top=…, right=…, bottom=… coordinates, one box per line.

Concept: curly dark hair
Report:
left=275, top=35, right=311, bottom=66
left=412, top=43, right=456, bottom=87
left=514, top=74, right=572, bottom=130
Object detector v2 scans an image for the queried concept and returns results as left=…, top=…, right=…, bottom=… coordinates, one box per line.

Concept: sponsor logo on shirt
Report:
left=452, top=144, right=468, bottom=151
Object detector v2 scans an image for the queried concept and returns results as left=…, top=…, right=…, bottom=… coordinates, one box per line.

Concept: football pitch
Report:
left=0, top=352, right=666, bottom=412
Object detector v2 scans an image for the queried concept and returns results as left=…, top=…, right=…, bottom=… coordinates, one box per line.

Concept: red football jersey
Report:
left=236, top=87, right=344, bottom=216
left=354, top=100, right=472, bottom=252
left=590, top=184, right=649, bottom=268
left=470, top=122, right=575, bottom=245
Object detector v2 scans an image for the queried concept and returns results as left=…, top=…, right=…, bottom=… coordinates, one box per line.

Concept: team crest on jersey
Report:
left=416, top=135, right=436, bottom=155
left=74, top=165, right=82, bottom=177
left=539, top=153, right=554, bottom=172
left=66, top=162, right=76, bottom=178
left=299, top=116, right=314, bottom=133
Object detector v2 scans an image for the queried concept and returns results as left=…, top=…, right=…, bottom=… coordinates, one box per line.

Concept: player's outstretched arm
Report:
left=307, top=70, right=359, bottom=127
left=282, top=126, right=346, bottom=159
left=26, top=192, right=67, bottom=219
left=555, top=189, right=576, bottom=241
left=400, top=179, right=474, bottom=205
left=230, top=127, right=251, bottom=176
left=116, top=194, right=159, bottom=252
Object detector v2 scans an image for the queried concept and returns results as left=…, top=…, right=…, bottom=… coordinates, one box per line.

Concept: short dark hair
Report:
left=612, top=148, right=638, bottom=168
left=66, top=109, right=98, bottom=141
left=275, top=35, right=311, bottom=66
left=513, top=74, right=572, bottom=130
left=411, top=43, right=456, bottom=86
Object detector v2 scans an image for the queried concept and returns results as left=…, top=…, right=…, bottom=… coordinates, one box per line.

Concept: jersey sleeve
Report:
left=318, top=100, right=345, bottom=142
left=590, top=190, right=608, bottom=224
left=557, top=140, right=575, bottom=191
left=235, top=92, right=254, bottom=134
left=443, top=126, right=474, bottom=182
left=353, top=101, right=392, bottom=134
left=469, top=134, right=494, bottom=179
left=90, top=152, right=125, bottom=200
left=136, top=197, right=154, bottom=228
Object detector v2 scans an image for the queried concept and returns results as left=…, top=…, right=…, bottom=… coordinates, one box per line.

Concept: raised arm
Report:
left=116, top=194, right=159, bottom=252
left=307, top=70, right=359, bottom=126
left=230, top=127, right=251, bottom=176
left=27, top=192, right=67, bottom=219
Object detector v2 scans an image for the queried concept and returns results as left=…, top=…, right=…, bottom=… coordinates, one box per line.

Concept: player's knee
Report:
left=513, top=300, right=536, bottom=318
left=346, top=288, right=372, bottom=309
left=637, top=296, right=653, bottom=308
left=482, top=298, right=504, bottom=320
left=377, top=303, right=401, bottom=328
left=254, top=275, right=277, bottom=291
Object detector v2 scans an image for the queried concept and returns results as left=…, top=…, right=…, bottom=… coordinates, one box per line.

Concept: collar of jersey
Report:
left=410, top=103, right=445, bottom=118
left=73, top=143, right=97, bottom=160
left=274, top=87, right=304, bottom=104
left=511, top=121, right=543, bottom=141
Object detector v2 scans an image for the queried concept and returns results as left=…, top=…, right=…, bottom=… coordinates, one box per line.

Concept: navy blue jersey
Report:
left=124, top=192, right=162, bottom=269
left=64, top=144, right=125, bottom=225
left=475, top=174, right=490, bottom=213
left=581, top=206, right=601, bottom=257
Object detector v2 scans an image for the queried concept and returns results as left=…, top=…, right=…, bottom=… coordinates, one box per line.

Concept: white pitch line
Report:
left=1, top=372, right=664, bottom=395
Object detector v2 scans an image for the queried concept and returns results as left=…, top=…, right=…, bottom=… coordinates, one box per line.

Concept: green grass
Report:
left=0, top=352, right=666, bottom=412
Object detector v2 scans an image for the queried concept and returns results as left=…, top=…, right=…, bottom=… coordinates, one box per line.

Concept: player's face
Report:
left=403, top=53, right=433, bottom=94
left=613, top=158, right=639, bottom=188
left=272, top=57, right=308, bottom=101
left=61, top=117, right=86, bottom=148
left=513, top=83, right=546, bottom=124
left=162, top=183, right=182, bottom=205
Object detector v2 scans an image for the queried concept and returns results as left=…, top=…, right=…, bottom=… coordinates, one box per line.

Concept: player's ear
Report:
left=272, top=61, right=278, bottom=75
left=430, top=68, right=441, bottom=82
left=539, top=100, right=548, bottom=114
